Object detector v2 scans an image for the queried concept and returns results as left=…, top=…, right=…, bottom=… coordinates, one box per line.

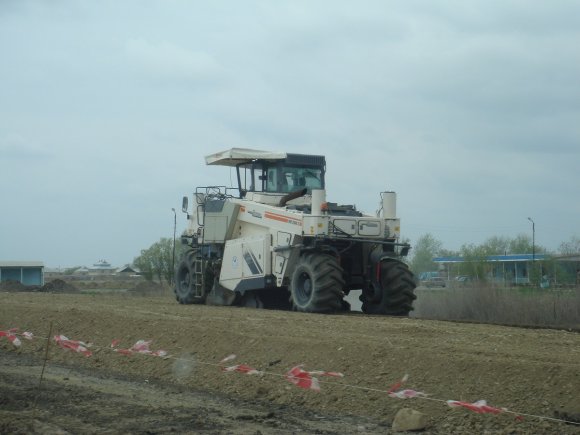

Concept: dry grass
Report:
left=411, top=285, right=580, bottom=329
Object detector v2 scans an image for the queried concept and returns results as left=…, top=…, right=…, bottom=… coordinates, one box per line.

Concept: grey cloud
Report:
left=1, top=0, right=579, bottom=266
left=124, top=38, right=225, bottom=82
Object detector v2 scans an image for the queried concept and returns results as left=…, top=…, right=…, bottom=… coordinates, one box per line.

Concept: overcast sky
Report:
left=1, top=0, right=579, bottom=268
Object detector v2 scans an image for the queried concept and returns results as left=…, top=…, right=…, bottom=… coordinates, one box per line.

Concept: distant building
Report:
left=72, top=267, right=90, bottom=276
left=433, top=254, right=548, bottom=285
left=0, top=261, right=44, bottom=286
left=89, top=260, right=116, bottom=276
left=116, top=265, right=139, bottom=276
left=552, top=254, right=580, bottom=287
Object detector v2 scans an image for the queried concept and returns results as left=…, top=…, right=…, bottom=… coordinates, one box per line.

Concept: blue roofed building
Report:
left=0, top=261, right=45, bottom=286
left=433, top=254, right=548, bottom=286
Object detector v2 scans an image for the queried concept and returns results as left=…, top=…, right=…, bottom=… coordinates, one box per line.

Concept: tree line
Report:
left=408, top=233, right=580, bottom=283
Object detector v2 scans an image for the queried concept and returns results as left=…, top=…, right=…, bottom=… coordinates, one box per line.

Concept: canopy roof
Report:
left=433, top=254, right=548, bottom=263
left=0, top=261, right=44, bottom=267
left=205, top=148, right=287, bottom=167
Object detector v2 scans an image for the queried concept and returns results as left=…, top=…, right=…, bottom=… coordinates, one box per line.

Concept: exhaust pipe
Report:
left=380, top=191, right=396, bottom=219
left=310, top=189, right=326, bottom=215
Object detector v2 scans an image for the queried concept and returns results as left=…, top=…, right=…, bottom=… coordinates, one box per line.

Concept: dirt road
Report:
left=1, top=292, right=579, bottom=434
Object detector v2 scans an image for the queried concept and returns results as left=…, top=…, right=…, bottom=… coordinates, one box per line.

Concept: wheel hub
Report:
left=181, top=271, right=190, bottom=288
left=297, top=272, right=313, bottom=302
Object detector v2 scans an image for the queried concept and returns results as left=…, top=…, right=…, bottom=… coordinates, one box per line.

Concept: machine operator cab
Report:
left=205, top=148, right=326, bottom=207
left=265, top=163, right=324, bottom=194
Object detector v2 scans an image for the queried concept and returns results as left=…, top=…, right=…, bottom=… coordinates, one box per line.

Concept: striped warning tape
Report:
left=1, top=327, right=578, bottom=427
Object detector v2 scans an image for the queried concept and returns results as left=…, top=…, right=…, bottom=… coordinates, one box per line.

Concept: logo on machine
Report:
left=248, top=210, right=263, bottom=219
left=264, top=211, right=302, bottom=226
left=232, top=256, right=239, bottom=269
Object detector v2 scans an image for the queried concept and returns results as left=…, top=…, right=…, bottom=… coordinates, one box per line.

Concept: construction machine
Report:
left=175, top=148, right=416, bottom=315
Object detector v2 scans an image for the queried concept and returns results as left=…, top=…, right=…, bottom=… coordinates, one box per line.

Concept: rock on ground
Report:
left=392, top=408, right=429, bottom=432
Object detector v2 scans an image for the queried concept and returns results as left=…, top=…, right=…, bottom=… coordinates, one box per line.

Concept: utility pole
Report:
left=172, top=208, right=177, bottom=285
left=528, top=217, right=535, bottom=285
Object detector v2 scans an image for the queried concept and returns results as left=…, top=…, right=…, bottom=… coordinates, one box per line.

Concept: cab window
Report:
left=265, top=165, right=323, bottom=193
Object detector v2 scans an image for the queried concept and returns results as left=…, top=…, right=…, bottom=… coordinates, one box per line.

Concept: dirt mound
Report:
left=0, top=279, right=78, bottom=293
left=41, top=279, right=79, bottom=293
left=0, top=280, right=29, bottom=292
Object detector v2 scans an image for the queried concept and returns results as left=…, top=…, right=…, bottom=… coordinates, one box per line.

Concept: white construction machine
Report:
left=175, top=148, right=416, bottom=315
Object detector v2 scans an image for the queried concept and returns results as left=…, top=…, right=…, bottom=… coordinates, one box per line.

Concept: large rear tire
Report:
left=360, top=260, right=416, bottom=316
left=290, top=253, right=344, bottom=313
left=174, top=248, right=211, bottom=304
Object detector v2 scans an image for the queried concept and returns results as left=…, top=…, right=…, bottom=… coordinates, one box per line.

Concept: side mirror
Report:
left=182, top=196, right=188, bottom=213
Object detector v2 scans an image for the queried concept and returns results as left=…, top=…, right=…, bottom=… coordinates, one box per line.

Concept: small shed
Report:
left=0, top=261, right=45, bottom=286
left=116, top=265, right=139, bottom=276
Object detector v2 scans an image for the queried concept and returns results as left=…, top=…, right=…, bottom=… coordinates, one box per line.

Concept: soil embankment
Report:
left=1, top=293, right=579, bottom=434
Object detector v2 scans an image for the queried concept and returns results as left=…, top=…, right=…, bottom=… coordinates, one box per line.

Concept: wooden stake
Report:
left=38, top=322, right=53, bottom=390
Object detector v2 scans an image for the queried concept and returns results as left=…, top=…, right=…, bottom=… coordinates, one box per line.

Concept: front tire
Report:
left=290, top=253, right=344, bottom=313
left=174, top=249, right=210, bottom=304
left=360, top=260, right=416, bottom=316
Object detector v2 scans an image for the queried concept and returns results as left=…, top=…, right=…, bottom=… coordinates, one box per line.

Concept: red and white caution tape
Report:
left=447, top=400, right=505, bottom=415
left=3, top=328, right=576, bottom=426
left=219, top=354, right=237, bottom=364
left=0, top=328, right=34, bottom=347
left=387, top=374, right=428, bottom=399
left=110, top=339, right=133, bottom=355
left=285, top=365, right=344, bottom=392
left=388, top=373, right=409, bottom=393
left=53, top=335, right=92, bottom=357
left=390, top=388, right=429, bottom=399
left=286, top=365, right=321, bottom=391
left=0, top=328, right=21, bottom=347
left=308, top=370, right=344, bottom=378
left=219, top=357, right=343, bottom=390
left=223, top=364, right=262, bottom=375
left=219, top=355, right=262, bottom=375
left=110, top=339, right=167, bottom=357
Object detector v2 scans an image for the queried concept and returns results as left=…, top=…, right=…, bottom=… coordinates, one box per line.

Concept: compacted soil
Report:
left=1, top=292, right=579, bottom=434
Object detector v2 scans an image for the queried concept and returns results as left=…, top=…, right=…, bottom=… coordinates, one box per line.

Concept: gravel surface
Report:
left=1, top=292, right=579, bottom=434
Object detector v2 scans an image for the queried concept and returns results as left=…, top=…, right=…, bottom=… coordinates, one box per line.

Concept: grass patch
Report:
left=412, top=285, right=580, bottom=329
left=80, top=288, right=129, bottom=294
